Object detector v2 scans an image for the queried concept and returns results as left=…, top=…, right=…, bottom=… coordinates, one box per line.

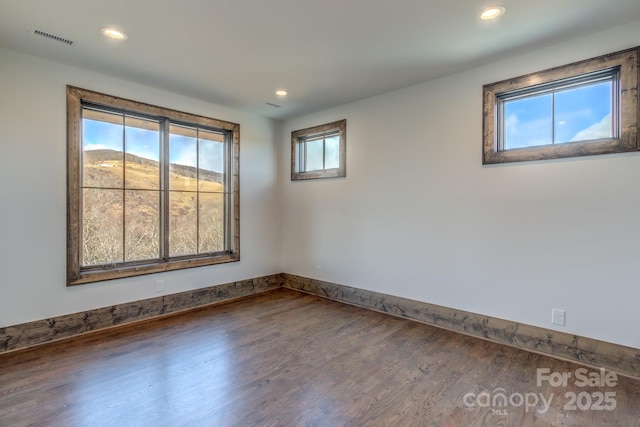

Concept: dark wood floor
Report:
left=1, top=289, right=638, bottom=427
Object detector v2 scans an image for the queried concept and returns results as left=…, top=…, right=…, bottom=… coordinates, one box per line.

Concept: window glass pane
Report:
left=125, top=117, right=160, bottom=190
left=82, top=188, right=123, bottom=266
left=169, top=191, right=197, bottom=257
left=504, top=94, right=552, bottom=149
left=199, top=193, right=224, bottom=253
left=125, top=190, right=160, bottom=262
left=82, top=109, right=124, bottom=189
left=169, top=125, right=198, bottom=192
left=554, top=81, right=612, bottom=144
left=305, top=138, right=324, bottom=171
left=198, top=130, right=225, bottom=192
left=324, top=135, right=340, bottom=169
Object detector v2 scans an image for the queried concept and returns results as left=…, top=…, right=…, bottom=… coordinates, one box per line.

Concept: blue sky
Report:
left=83, top=81, right=610, bottom=163
left=504, top=81, right=612, bottom=149
left=83, top=119, right=223, bottom=172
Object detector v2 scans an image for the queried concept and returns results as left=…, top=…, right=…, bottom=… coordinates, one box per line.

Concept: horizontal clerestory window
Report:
left=482, top=47, right=638, bottom=164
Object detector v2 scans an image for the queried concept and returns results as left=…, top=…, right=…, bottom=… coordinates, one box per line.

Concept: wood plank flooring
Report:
left=0, top=288, right=638, bottom=426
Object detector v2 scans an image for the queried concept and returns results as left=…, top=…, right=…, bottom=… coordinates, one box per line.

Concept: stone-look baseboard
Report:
left=282, top=273, right=640, bottom=380
left=4, top=272, right=639, bottom=380
left=0, top=274, right=283, bottom=354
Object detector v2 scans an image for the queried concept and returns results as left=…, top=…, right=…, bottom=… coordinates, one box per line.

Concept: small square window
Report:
left=483, top=47, right=638, bottom=164
left=291, top=119, right=346, bottom=180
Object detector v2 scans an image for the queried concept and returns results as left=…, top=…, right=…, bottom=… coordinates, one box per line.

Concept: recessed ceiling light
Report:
left=480, top=6, right=506, bottom=20
left=275, top=90, right=288, bottom=97
left=100, top=26, right=127, bottom=40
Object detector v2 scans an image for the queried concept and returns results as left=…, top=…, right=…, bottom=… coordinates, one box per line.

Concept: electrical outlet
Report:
left=551, top=309, right=565, bottom=326
left=315, top=265, right=324, bottom=278
left=156, top=280, right=164, bottom=293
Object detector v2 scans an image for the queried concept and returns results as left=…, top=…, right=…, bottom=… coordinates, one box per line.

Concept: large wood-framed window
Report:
left=67, top=86, right=239, bottom=286
left=483, top=47, right=638, bottom=164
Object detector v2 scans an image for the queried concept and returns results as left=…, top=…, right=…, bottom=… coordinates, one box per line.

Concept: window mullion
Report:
left=161, top=118, right=170, bottom=261
left=121, top=113, right=126, bottom=263
left=224, top=132, right=232, bottom=252
left=499, top=100, right=506, bottom=151
left=551, top=92, right=556, bottom=144
left=611, top=78, right=616, bottom=138
left=196, top=129, right=200, bottom=254
left=322, top=137, right=326, bottom=170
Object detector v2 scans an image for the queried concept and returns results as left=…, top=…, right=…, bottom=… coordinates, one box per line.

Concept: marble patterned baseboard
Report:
left=0, top=274, right=284, bottom=354
left=282, top=273, right=640, bottom=380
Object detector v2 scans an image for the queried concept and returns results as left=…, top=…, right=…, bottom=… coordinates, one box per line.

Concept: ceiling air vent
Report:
left=33, top=29, right=74, bottom=46
left=264, top=102, right=281, bottom=108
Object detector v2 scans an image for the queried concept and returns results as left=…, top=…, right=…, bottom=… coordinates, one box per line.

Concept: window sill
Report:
left=68, top=252, right=240, bottom=286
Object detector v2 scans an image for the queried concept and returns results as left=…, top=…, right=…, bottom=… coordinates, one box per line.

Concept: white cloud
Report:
left=172, top=149, right=197, bottom=168
left=505, top=113, right=552, bottom=149
left=83, top=143, right=108, bottom=151
left=169, top=138, right=223, bottom=171
left=506, top=114, right=518, bottom=130
left=571, top=113, right=611, bottom=142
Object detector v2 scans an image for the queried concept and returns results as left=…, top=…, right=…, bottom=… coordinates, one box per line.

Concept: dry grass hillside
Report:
left=81, top=149, right=225, bottom=266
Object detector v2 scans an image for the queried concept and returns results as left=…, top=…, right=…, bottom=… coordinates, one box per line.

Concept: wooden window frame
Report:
left=482, top=47, right=639, bottom=164
left=291, top=119, right=346, bottom=180
left=67, top=86, right=240, bottom=286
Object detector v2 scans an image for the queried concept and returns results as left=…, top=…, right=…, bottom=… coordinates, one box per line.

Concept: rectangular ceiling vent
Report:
left=33, top=29, right=74, bottom=46
left=264, top=102, right=281, bottom=108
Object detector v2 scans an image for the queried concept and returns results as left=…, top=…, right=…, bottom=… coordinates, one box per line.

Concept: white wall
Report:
left=0, top=46, right=282, bottom=327
left=281, top=20, right=640, bottom=349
